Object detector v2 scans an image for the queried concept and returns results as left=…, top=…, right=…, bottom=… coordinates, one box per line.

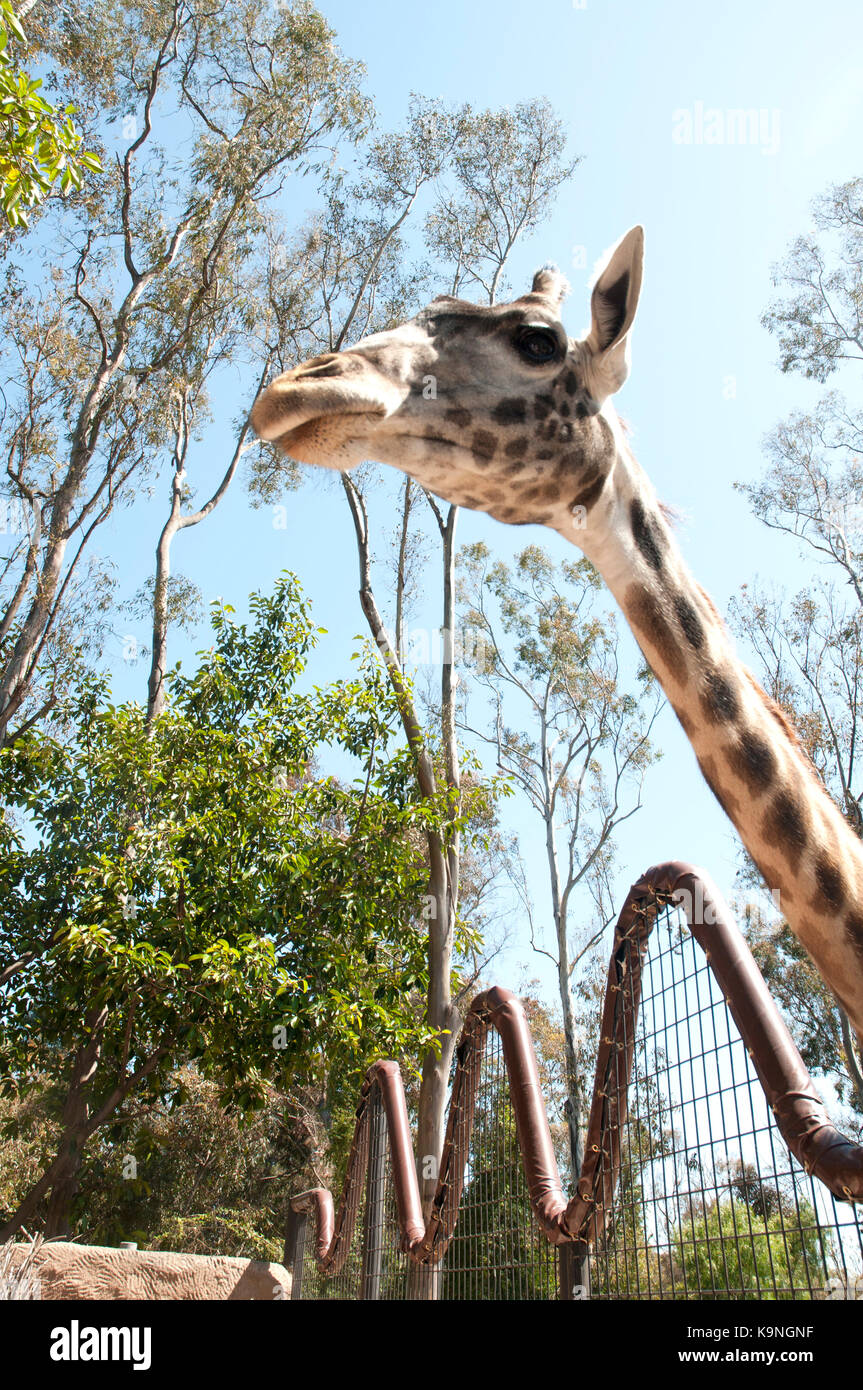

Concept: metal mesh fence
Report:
left=292, top=1031, right=559, bottom=1299
left=288, top=888, right=863, bottom=1301
left=589, top=902, right=863, bottom=1300
left=291, top=1193, right=365, bottom=1300
left=438, top=1024, right=559, bottom=1300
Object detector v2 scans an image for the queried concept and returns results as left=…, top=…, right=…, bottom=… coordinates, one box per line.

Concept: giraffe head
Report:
left=251, top=227, right=644, bottom=533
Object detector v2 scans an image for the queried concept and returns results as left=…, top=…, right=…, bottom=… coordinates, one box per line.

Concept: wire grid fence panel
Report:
left=589, top=902, right=863, bottom=1301
left=290, top=1088, right=419, bottom=1301
left=292, top=1193, right=365, bottom=1300
left=438, top=1023, right=559, bottom=1300
left=294, top=1026, right=562, bottom=1299
left=363, top=1099, right=415, bottom=1299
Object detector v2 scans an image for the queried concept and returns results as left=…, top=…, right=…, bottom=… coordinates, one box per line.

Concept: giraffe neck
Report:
left=558, top=416, right=863, bottom=1036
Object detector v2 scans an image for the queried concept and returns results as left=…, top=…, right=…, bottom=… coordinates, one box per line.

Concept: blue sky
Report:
left=91, top=0, right=863, bottom=1002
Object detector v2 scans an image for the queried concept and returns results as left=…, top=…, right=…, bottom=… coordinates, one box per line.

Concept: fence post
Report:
left=558, top=1238, right=591, bottom=1300
left=284, top=1206, right=308, bottom=1301
left=360, top=1083, right=386, bottom=1300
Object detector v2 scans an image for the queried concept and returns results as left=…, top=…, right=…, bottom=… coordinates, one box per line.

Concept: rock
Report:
left=3, top=1241, right=292, bottom=1301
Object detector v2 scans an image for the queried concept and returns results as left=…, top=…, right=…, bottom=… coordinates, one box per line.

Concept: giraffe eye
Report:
left=515, top=326, right=560, bottom=364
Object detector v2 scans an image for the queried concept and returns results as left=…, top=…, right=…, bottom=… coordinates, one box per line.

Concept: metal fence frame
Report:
left=285, top=861, right=863, bottom=1300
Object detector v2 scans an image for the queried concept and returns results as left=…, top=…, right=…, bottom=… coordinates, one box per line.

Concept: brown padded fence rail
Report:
left=288, top=861, right=863, bottom=1271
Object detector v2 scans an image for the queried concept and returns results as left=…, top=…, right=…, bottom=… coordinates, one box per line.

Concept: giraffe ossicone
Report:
left=252, top=227, right=863, bottom=1042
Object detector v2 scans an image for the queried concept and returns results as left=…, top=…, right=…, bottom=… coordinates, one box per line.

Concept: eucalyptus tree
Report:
left=250, top=96, right=580, bottom=1227
left=732, top=176, right=863, bottom=1110
left=457, top=542, right=662, bottom=1183
left=761, top=177, right=863, bottom=381
left=0, top=0, right=367, bottom=744
left=0, top=0, right=100, bottom=231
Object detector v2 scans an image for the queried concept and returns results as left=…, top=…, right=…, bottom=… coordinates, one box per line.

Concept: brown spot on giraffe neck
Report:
left=625, top=585, right=685, bottom=675
left=444, top=406, right=472, bottom=428
left=505, top=437, right=528, bottom=458
left=630, top=497, right=665, bottom=573
left=728, top=729, right=778, bottom=794
left=813, top=854, right=846, bottom=914
left=571, top=473, right=607, bottom=511
left=674, top=594, right=705, bottom=651
left=491, top=397, right=528, bottom=426
left=845, top=910, right=863, bottom=962
left=762, top=787, right=809, bottom=866
left=700, top=670, right=741, bottom=724
left=470, top=430, right=497, bottom=463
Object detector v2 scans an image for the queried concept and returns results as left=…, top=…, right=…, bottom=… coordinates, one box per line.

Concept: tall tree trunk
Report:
left=394, top=476, right=413, bottom=663
left=0, top=1004, right=107, bottom=1241
left=145, top=375, right=260, bottom=726
left=343, top=477, right=463, bottom=1298
left=544, top=779, right=583, bottom=1189
left=42, top=1134, right=87, bottom=1239
left=147, top=480, right=179, bottom=726
left=0, top=1036, right=169, bottom=1242
left=0, top=519, right=72, bottom=743
left=43, top=1003, right=107, bottom=1237
left=417, top=502, right=463, bottom=1201
left=839, top=1007, right=863, bottom=1114
left=558, top=948, right=583, bottom=1188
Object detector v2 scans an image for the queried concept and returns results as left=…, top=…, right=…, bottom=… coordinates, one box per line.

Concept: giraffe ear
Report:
left=586, top=225, right=644, bottom=395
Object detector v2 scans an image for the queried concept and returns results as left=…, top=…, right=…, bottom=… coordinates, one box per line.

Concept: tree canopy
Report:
left=0, top=0, right=100, bottom=230
left=0, top=572, right=450, bottom=1237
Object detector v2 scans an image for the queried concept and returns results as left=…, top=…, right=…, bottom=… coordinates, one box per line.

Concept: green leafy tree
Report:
left=761, top=177, right=863, bottom=381
left=0, top=0, right=100, bottom=230
left=0, top=573, right=445, bottom=1240
left=671, top=1195, right=826, bottom=1301
left=0, top=1063, right=328, bottom=1259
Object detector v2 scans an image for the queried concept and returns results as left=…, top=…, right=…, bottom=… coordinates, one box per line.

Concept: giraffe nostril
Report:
left=293, top=353, right=343, bottom=379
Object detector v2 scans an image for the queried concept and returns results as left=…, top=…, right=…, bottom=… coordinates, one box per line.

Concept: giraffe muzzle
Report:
left=251, top=358, right=406, bottom=466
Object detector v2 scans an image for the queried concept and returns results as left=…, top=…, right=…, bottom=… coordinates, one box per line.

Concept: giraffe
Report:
left=251, top=226, right=863, bottom=1042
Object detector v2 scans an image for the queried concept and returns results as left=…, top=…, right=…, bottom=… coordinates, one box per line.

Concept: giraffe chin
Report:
left=269, top=414, right=380, bottom=470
